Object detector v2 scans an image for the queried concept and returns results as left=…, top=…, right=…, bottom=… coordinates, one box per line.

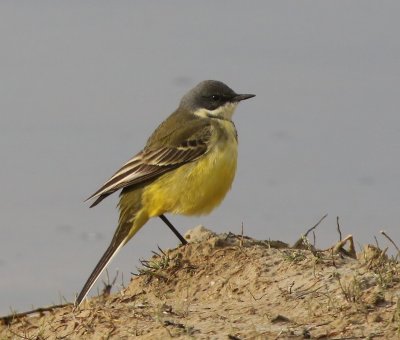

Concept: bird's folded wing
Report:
left=86, top=128, right=212, bottom=207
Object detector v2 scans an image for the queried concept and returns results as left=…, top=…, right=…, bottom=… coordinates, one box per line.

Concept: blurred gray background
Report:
left=1, top=1, right=399, bottom=314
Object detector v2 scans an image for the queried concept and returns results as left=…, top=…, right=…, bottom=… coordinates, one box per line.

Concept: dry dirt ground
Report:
left=1, top=226, right=400, bottom=339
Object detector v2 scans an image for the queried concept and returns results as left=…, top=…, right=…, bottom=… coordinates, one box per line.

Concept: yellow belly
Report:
left=142, top=137, right=238, bottom=217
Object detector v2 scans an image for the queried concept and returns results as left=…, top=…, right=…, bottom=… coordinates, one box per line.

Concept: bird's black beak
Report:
left=233, top=93, right=256, bottom=102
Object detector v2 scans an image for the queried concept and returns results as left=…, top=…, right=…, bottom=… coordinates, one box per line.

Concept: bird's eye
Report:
left=211, top=95, right=221, bottom=101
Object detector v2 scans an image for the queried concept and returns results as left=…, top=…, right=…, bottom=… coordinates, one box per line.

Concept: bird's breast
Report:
left=143, top=120, right=238, bottom=216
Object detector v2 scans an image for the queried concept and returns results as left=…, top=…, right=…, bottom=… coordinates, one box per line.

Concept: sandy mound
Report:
left=1, top=226, right=400, bottom=339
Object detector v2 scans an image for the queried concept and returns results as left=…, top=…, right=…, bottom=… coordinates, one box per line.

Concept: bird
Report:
left=75, top=80, right=255, bottom=305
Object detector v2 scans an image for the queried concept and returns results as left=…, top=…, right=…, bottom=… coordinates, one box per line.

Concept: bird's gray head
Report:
left=179, top=80, right=255, bottom=120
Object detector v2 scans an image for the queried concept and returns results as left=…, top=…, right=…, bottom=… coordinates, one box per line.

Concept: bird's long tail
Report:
left=75, top=237, right=126, bottom=306
left=76, top=188, right=148, bottom=306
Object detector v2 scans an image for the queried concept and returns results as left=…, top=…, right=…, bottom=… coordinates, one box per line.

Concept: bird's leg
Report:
left=159, top=214, right=188, bottom=245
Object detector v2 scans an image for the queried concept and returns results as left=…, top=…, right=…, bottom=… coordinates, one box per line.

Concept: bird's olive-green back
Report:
left=145, top=109, right=213, bottom=150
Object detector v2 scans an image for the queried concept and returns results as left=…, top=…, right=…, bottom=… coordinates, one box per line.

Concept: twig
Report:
left=245, top=287, right=268, bottom=301
left=336, top=216, right=342, bottom=241
left=304, top=214, right=328, bottom=238
left=101, top=269, right=118, bottom=297
left=330, top=235, right=356, bottom=259
left=374, top=235, right=380, bottom=249
left=0, top=303, right=73, bottom=325
left=7, top=328, right=31, bottom=340
left=293, top=214, right=327, bottom=250
left=240, top=222, right=244, bottom=247
left=380, top=230, right=400, bottom=254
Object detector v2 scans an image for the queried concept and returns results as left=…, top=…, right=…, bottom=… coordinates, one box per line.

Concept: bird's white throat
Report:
left=194, top=102, right=238, bottom=120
